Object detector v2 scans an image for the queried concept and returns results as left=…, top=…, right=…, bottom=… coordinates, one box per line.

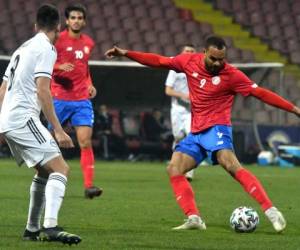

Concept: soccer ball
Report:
left=230, top=206, right=259, bottom=233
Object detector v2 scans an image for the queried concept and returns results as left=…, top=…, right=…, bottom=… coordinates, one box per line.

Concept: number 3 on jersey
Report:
left=8, top=54, right=20, bottom=91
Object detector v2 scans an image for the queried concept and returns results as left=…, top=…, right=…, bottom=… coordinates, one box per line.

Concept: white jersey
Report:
left=165, top=70, right=191, bottom=138
left=165, top=70, right=190, bottom=112
left=0, top=32, right=57, bottom=132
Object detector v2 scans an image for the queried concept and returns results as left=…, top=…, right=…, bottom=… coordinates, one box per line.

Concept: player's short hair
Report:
left=36, top=4, right=60, bottom=31
left=205, top=36, right=226, bottom=50
left=65, top=3, right=87, bottom=19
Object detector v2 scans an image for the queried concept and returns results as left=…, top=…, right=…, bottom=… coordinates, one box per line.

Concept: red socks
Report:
left=235, top=168, right=272, bottom=211
left=80, top=148, right=95, bottom=188
left=170, top=175, right=199, bottom=216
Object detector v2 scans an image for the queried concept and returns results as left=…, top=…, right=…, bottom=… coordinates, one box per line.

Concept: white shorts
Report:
left=4, top=117, right=61, bottom=168
left=171, top=108, right=191, bottom=140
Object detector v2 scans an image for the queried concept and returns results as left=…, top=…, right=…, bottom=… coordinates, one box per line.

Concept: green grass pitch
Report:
left=0, top=158, right=299, bottom=250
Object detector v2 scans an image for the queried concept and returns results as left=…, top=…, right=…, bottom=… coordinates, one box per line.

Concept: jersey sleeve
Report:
left=34, top=46, right=57, bottom=79
left=3, top=60, right=12, bottom=81
left=169, top=54, right=191, bottom=73
left=165, top=70, right=177, bottom=87
left=230, top=69, right=257, bottom=96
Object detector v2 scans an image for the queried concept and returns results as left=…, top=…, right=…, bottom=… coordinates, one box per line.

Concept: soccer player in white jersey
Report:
left=0, top=4, right=81, bottom=245
left=165, top=45, right=196, bottom=181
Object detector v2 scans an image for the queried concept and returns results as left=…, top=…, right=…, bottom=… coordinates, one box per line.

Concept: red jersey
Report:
left=168, top=53, right=256, bottom=133
left=51, top=30, right=94, bottom=100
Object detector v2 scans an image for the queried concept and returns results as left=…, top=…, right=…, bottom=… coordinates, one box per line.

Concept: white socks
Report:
left=26, top=175, right=47, bottom=232
left=43, top=173, right=67, bottom=228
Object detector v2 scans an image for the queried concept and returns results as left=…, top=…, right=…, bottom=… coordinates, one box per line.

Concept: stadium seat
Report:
left=158, top=33, right=173, bottom=46
left=215, top=0, right=232, bottom=14
left=153, top=19, right=169, bottom=33
left=118, top=5, right=134, bottom=19
left=199, top=23, right=213, bottom=36
left=102, top=4, right=115, bottom=17
left=111, top=29, right=127, bottom=44
left=283, top=26, right=298, bottom=40
left=264, top=13, right=278, bottom=26
left=276, top=1, right=290, bottom=14
left=268, top=25, right=282, bottom=39
left=227, top=47, right=242, bottom=62
left=246, top=1, right=261, bottom=13
left=165, top=8, right=180, bottom=20
left=138, top=19, right=153, bottom=32
left=168, top=20, right=185, bottom=33
left=107, top=18, right=122, bottom=31
left=287, top=39, right=300, bottom=53
left=241, top=50, right=255, bottom=63
left=261, top=1, right=276, bottom=14
left=133, top=6, right=148, bottom=18
left=143, top=31, right=158, bottom=44
left=250, top=12, right=264, bottom=26
left=149, top=6, right=164, bottom=19
left=127, top=30, right=143, bottom=44
left=122, top=18, right=137, bottom=31
left=184, top=21, right=201, bottom=34
left=252, top=25, right=268, bottom=41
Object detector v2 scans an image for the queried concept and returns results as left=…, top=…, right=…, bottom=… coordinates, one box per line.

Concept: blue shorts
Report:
left=175, top=125, right=234, bottom=165
left=50, top=99, right=94, bottom=129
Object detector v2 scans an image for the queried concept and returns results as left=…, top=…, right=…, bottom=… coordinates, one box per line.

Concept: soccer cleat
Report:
left=265, top=207, right=286, bottom=233
left=40, top=226, right=81, bottom=245
left=23, top=229, right=40, bottom=241
left=172, top=215, right=207, bottom=230
left=84, top=186, right=103, bottom=199
left=185, top=169, right=194, bottom=182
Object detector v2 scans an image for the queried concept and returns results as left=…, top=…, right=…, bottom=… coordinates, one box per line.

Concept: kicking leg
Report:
left=217, top=149, right=286, bottom=232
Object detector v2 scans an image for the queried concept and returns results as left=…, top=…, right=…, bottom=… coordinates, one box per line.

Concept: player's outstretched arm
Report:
left=105, top=46, right=173, bottom=68
left=36, top=76, right=74, bottom=148
left=0, top=80, right=7, bottom=111
left=250, top=86, right=300, bottom=117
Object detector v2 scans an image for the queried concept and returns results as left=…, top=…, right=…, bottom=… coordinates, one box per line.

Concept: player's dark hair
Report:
left=205, top=36, right=226, bottom=50
left=65, top=3, right=87, bottom=19
left=36, top=4, right=60, bottom=31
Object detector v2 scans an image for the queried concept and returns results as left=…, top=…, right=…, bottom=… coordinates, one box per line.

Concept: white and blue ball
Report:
left=230, top=206, right=259, bottom=233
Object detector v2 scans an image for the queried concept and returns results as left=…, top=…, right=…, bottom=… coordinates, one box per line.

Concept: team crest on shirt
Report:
left=84, top=46, right=90, bottom=54
left=212, top=76, right=221, bottom=85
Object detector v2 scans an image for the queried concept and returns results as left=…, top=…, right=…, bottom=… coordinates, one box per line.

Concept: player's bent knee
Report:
left=167, top=162, right=187, bottom=176
left=44, top=155, right=70, bottom=176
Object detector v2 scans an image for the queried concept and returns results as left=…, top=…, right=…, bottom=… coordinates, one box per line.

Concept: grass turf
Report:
left=0, top=158, right=299, bottom=250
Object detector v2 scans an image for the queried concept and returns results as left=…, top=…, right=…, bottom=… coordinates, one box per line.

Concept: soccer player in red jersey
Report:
left=51, top=4, right=102, bottom=199
left=105, top=36, right=300, bottom=232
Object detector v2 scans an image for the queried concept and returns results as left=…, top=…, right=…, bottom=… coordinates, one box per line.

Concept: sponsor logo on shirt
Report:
left=217, top=140, right=224, bottom=145
left=212, top=76, right=221, bottom=85
left=192, top=72, right=198, bottom=78
left=66, top=47, right=73, bottom=51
